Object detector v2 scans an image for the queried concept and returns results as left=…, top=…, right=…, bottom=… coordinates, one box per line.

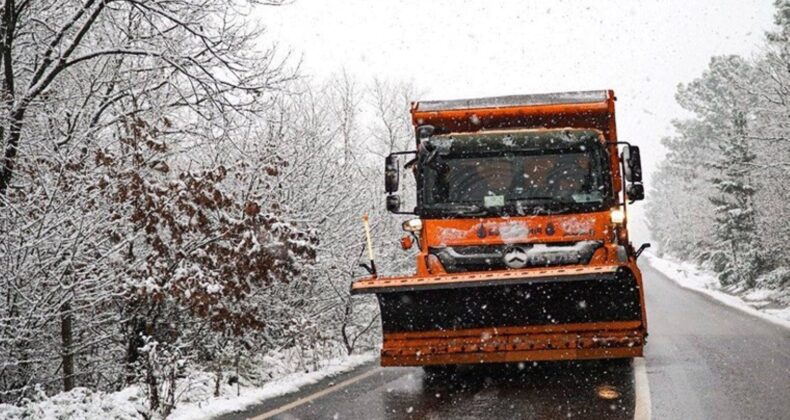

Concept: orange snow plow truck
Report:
left=351, top=90, right=650, bottom=368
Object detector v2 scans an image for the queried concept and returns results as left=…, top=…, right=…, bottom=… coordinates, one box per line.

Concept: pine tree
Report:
left=766, top=1, right=790, bottom=63
left=707, top=110, right=765, bottom=287
left=672, top=55, right=770, bottom=287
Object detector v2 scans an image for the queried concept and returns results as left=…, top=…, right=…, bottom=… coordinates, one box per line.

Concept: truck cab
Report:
left=353, top=90, right=649, bottom=367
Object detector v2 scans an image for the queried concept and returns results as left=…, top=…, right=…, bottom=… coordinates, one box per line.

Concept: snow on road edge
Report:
left=644, top=252, right=790, bottom=330
left=0, top=353, right=377, bottom=420
left=168, top=353, right=376, bottom=420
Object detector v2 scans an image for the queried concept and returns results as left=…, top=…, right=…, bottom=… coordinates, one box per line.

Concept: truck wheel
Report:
left=600, top=357, right=632, bottom=370
left=422, top=364, right=456, bottom=380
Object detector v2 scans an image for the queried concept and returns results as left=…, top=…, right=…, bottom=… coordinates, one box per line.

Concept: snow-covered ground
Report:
left=0, top=386, right=142, bottom=420
left=644, top=252, right=790, bottom=329
left=168, top=353, right=375, bottom=420
left=0, top=353, right=376, bottom=420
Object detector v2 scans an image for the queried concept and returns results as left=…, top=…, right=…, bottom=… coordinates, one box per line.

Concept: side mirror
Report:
left=385, top=155, right=399, bottom=194
left=386, top=195, right=401, bottom=212
left=627, top=183, right=645, bottom=202
left=623, top=145, right=642, bottom=183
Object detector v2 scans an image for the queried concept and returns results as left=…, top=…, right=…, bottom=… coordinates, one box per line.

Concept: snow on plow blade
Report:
left=351, top=265, right=645, bottom=366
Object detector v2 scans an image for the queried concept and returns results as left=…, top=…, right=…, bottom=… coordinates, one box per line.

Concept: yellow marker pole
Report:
left=362, top=214, right=377, bottom=277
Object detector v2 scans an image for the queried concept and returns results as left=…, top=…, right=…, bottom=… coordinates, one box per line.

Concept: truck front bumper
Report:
left=380, top=321, right=644, bottom=366
left=352, top=265, right=646, bottom=366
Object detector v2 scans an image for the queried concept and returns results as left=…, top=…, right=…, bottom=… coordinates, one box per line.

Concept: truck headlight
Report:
left=610, top=208, right=625, bottom=225
left=402, top=218, right=423, bottom=232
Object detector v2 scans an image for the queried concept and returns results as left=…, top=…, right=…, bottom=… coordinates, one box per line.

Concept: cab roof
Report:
left=411, top=90, right=617, bottom=141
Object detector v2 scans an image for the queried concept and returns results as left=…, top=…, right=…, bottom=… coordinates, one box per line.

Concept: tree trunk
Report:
left=125, top=315, right=146, bottom=384
left=60, top=302, right=75, bottom=392
left=0, top=108, right=27, bottom=201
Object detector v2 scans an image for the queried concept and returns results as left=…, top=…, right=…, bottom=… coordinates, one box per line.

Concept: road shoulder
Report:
left=644, top=253, right=790, bottom=329
left=175, top=354, right=378, bottom=420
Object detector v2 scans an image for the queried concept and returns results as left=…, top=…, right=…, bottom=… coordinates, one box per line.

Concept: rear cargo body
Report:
left=352, top=90, right=648, bottom=367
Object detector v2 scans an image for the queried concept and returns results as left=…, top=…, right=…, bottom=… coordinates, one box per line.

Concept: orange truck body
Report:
left=352, top=90, right=648, bottom=367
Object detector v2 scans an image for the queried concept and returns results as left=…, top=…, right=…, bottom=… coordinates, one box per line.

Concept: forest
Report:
left=0, top=0, right=413, bottom=416
left=646, top=1, right=789, bottom=304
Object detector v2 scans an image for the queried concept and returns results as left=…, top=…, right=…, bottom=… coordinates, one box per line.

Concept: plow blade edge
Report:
left=351, top=265, right=645, bottom=365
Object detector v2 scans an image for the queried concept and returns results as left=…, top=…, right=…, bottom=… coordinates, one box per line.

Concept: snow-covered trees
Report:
left=0, top=0, right=293, bottom=407
left=648, top=1, right=790, bottom=290
left=0, top=0, right=418, bottom=413
left=246, top=76, right=417, bottom=361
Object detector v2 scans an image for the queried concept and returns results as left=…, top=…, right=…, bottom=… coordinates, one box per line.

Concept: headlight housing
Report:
left=402, top=218, right=423, bottom=232
left=610, top=208, right=625, bottom=225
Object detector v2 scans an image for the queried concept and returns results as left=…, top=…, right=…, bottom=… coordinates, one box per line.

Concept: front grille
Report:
left=430, top=240, right=602, bottom=273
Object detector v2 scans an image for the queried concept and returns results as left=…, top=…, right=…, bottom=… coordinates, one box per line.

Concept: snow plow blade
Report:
left=351, top=265, right=645, bottom=366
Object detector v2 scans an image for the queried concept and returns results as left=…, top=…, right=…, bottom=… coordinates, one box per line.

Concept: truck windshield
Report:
left=420, top=130, right=612, bottom=216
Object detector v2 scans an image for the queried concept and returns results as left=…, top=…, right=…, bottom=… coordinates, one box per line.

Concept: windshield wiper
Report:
left=429, top=203, right=489, bottom=216
left=450, top=206, right=489, bottom=216
left=514, top=196, right=561, bottom=203
left=505, top=199, right=572, bottom=216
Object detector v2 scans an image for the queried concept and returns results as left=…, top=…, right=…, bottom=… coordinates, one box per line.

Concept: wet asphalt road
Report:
left=220, top=261, right=790, bottom=420
left=641, top=262, right=789, bottom=419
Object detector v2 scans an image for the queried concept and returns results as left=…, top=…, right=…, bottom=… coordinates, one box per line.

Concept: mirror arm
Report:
left=389, top=150, right=419, bottom=157
left=619, top=149, right=629, bottom=214
left=635, top=243, right=651, bottom=259
left=607, top=141, right=633, bottom=148
left=388, top=207, right=419, bottom=215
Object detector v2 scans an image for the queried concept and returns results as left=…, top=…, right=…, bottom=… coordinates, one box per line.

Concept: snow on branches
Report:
left=100, top=116, right=317, bottom=336
left=648, top=2, right=790, bottom=289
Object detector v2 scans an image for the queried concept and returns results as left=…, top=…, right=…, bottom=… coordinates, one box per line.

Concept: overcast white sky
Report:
left=255, top=0, right=776, bottom=242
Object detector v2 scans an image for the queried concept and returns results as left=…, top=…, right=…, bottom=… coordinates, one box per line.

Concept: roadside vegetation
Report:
left=0, top=0, right=415, bottom=416
left=647, top=1, right=790, bottom=305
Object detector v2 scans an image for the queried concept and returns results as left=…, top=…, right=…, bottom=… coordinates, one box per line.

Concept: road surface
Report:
left=219, top=262, right=790, bottom=420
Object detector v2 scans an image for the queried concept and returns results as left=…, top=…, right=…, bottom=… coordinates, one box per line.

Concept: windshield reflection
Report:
left=421, top=131, right=611, bottom=216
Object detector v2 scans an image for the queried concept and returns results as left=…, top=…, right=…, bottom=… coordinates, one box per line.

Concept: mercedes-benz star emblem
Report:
left=503, top=246, right=528, bottom=269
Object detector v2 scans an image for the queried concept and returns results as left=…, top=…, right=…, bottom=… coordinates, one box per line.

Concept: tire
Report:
left=422, top=364, right=456, bottom=379
left=599, top=357, right=632, bottom=370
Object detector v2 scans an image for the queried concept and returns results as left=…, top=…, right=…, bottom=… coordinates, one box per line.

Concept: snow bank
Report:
left=0, top=353, right=376, bottom=420
left=168, top=353, right=375, bottom=420
left=0, top=386, right=142, bottom=420
left=644, top=252, right=790, bottom=329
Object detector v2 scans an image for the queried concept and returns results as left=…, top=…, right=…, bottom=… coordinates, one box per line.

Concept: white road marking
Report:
left=633, top=357, right=652, bottom=420
left=249, top=367, right=380, bottom=419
